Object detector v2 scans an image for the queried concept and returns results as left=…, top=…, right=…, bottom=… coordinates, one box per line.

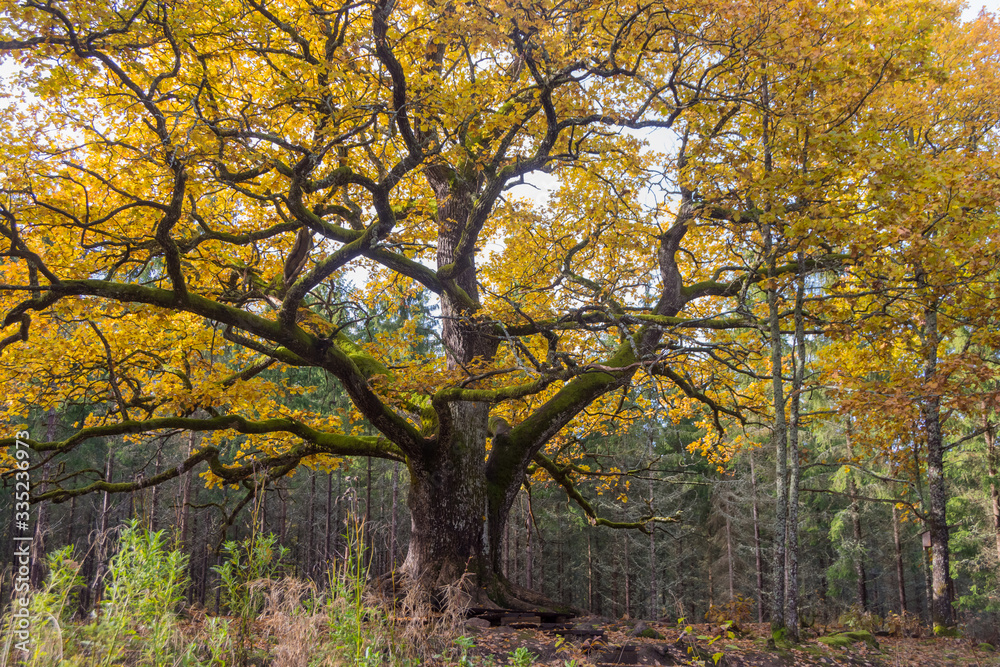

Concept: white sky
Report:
left=965, top=0, right=1000, bottom=18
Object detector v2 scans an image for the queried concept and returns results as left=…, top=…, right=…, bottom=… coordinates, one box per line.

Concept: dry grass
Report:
left=260, top=577, right=323, bottom=667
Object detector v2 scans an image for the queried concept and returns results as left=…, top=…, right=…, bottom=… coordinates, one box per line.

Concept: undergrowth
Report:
left=0, top=518, right=477, bottom=666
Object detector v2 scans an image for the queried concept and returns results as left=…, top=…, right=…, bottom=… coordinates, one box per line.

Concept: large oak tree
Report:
left=1, top=0, right=991, bottom=609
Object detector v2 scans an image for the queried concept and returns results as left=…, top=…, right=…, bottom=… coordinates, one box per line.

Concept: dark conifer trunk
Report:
left=987, top=422, right=1000, bottom=575
left=892, top=504, right=908, bottom=614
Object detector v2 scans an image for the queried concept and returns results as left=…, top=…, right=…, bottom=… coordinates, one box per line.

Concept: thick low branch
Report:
left=0, top=414, right=403, bottom=460
left=533, top=452, right=680, bottom=532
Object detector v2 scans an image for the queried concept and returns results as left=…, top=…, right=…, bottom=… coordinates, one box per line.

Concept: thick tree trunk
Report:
left=400, top=403, right=490, bottom=594
left=403, top=179, right=507, bottom=599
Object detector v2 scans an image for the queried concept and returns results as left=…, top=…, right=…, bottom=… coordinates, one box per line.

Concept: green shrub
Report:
left=214, top=532, right=288, bottom=619
left=102, top=520, right=191, bottom=665
left=838, top=604, right=882, bottom=633
left=105, top=520, right=189, bottom=624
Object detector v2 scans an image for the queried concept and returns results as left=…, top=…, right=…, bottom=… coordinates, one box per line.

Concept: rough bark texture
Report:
left=784, top=255, right=805, bottom=641
left=848, top=471, right=868, bottom=610
left=400, top=401, right=489, bottom=589
left=893, top=504, right=908, bottom=613
left=750, top=451, right=766, bottom=623
left=988, top=422, right=1000, bottom=574
left=766, top=229, right=788, bottom=632
left=920, top=296, right=955, bottom=629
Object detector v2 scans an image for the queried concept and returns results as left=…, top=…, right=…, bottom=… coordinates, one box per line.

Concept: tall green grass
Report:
left=0, top=517, right=482, bottom=666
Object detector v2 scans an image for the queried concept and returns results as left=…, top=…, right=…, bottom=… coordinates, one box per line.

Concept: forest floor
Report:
left=462, top=619, right=1000, bottom=667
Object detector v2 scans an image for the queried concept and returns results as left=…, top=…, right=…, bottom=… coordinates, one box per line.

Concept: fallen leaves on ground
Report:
left=464, top=620, right=1000, bottom=667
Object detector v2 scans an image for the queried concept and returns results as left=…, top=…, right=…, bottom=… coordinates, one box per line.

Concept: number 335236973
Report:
left=13, top=431, right=30, bottom=523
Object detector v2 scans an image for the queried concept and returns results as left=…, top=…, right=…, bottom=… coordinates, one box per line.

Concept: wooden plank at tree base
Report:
left=467, top=607, right=575, bottom=626
left=502, top=614, right=541, bottom=627
left=560, top=626, right=606, bottom=639
left=539, top=622, right=573, bottom=632
left=595, top=644, right=639, bottom=665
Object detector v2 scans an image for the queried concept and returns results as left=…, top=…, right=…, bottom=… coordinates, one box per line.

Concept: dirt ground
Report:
left=464, top=619, right=1000, bottom=667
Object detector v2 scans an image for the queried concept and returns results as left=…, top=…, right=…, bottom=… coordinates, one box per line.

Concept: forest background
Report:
left=2, top=0, right=1000, bottom=663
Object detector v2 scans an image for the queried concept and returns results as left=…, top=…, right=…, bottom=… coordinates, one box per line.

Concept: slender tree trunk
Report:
left=986, top=421, right=1000, bottom=576
left=587, top=529, right=594, bottom=612
left=279, top=484, right=288, bottom=543
left=648, top=433, right=658, bottom=618
left=149, top=447, right=162, bottom=530
left=726, top=516, right=735, bottom=601
left=30, top=408, right=56, bottom=588
left=199, top=531, right=209, bottom=606
left=67, top=495, right=76, bottom=550
left=188, top=476, right=201, bottom=603
left=93, top=448, right=115, bottom=603
left=848, top=471, right=868, bottom=610
left=750, top=451, right=766, bottom=623
left=335, top=472, right=343, bottom=559
left=538, top=520, right=545, bottom=596
left=365, top=457, right=372, bottom=551
left=707, top=541, right=715, bottom=611
left=766, top=225, right=788, bottom=632
left=918, top=286, right=954, bottom=629
left=892, top=504, right=908, bottom=613
left=613, top=552, right=620, bottom=618
left=524, top=496, right=533, bottom=590
left=845, top=421, right=868, bottom=610
left=624, top=535, right=631, bottom=618
left=390, top=462, right=399, bottom=570
left=325, top=471, right=333, bottom=563
left=922, top=535, right=933, bottom=625
left=307, top=471, right=316, bottom=577
left=784, top=253, right=805, bottom=640
left=178, top=431, right=195, bottom=548
left=558, top=519, right=566, bottom=603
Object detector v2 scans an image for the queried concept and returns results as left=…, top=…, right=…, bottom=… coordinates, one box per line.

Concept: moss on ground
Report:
left=817, top=630, right=879, bottom=649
